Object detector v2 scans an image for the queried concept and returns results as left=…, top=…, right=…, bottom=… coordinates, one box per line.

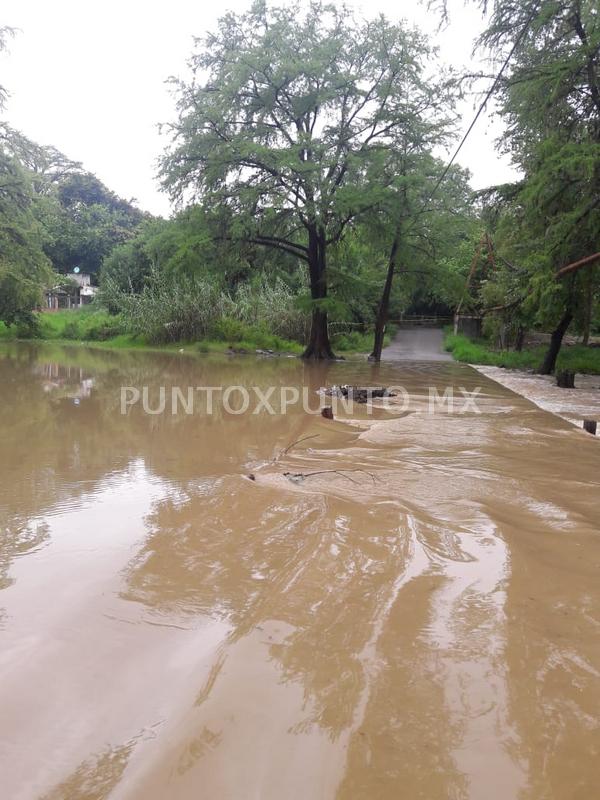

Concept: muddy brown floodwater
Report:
left=0, top=342, right=599, bottom=800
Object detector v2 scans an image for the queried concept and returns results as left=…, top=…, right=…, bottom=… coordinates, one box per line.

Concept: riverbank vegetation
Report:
left=445, top=332, right=600, bottom=374
left=1, top=1, right=598, bottom=368
left=0, top=305, right=379, bottom=356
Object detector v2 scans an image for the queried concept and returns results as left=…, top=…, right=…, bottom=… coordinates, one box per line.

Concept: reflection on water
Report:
left=0, top=342, right=599, bottom=800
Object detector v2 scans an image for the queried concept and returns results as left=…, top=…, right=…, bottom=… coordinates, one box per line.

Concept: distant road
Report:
left=382, top=327, right=453, bottom=362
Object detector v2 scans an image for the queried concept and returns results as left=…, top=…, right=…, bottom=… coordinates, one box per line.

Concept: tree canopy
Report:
left=1, top=1, right=598, bottom=364
left=161, top=0, right=457, bottom=356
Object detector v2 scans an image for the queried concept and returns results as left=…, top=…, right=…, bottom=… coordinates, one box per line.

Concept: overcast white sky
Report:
left=0, top=0, right=520, bottom=217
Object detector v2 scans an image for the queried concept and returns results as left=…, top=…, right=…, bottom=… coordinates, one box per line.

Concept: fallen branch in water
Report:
left=282, top=433, right=320, bottom=455
left=272, top=433, right=320, bottom=463
left=283, top=468, right=377, bottom=485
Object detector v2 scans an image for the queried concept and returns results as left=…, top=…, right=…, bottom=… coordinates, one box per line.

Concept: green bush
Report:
left=333, top=331, right=372, bottom=352
left=62, top=319, right=80, bottom=339
left=32, top=308, right=126, bottom=341
left=84, top=315, right=125, bottom=340
left=332, top=326, right=395, bottom=353
left=211, top=317, right=247, bottom=343
left=100, top=267, right=308, bottom=348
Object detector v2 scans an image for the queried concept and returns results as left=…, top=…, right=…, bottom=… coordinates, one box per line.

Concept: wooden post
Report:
left=583, top=419, right=597, bottom=435
left=556, top=370, right=575, bottom=388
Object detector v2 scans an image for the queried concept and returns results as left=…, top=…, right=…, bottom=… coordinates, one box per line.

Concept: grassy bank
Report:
left=444, top=332, right=600, bottom=374
left=0, top=309, right=304, bottom=354
left=0, top=309, right=381, bottom=357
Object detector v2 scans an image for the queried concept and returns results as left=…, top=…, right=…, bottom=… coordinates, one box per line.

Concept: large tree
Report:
left=368, top=158, right=471, bottom=361
left=438, top=0, right=600, bottom=371
left=0, top=148, right=53, bottom=327
left=161, top=0, right=454, bottom=358
left=0, top=125, right=146, bottom=276
left=0, top=26, right=15, bottom=110
left=0, top=28, right=54, bottom=327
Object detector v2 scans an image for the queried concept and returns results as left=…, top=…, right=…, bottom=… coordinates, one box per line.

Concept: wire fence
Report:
left=328, top=315, right=452, bottom=335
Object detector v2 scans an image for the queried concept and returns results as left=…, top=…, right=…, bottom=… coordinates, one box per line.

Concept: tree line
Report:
left=1, top=0, right=598, bottom=367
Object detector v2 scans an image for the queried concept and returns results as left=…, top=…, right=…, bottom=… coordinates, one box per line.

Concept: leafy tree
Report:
left=368, top=157, right=472, bottom=361
left=161, top=0, right=457, bottom=357
left=0, top=26, right=15, bottom=111
left=438, top=0, right=600, bottom=371
left=0, top=125, right=146, bottom=277
left=99, top=205, right=298, bottom=307
left=0, top=28, right=52, bottom=326
left=0, top=29, right=145, bottom=322
left=0, top=149, right=53, bottom=327
left=0, top=123, right=84, bottom=195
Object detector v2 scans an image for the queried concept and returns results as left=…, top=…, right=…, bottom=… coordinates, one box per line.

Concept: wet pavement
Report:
left=382, top=327, right=452, bottom=362
left=476, top=365, right=600, bottom=436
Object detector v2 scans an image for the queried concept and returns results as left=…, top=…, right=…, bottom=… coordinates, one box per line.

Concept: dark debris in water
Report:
left=320, top=385, right=396, bottom=404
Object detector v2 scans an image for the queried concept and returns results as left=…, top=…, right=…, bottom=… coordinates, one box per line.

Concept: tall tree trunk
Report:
left=539, top=308, right=573, bottom=374
left=582, top=269, right=593, bottom=346
left=515, top=325, right=525, bottom=352
left=370, top=226, right=400, bottom=362
left=302, top=225, right=336, bottom=359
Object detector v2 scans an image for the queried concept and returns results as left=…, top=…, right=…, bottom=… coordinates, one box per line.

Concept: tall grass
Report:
left=101, top=269, right=308, bottom=346
left=444, top=332, right=600, bottom=374
left=234, top=277, right=309, bottom=343
left=0, top=308, right=126, bottom=341
left=101, top=269, right=234, bottom=343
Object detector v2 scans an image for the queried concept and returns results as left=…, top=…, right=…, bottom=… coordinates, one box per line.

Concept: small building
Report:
left=45, top=272, right=98, bottom=310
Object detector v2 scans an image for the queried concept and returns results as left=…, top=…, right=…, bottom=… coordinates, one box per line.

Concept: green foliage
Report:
left=107, top=267, right=234, bottom=343
left=0, top=115, right=148, bottom=329
left=98, top=220, right=162, bottom=300
left=333, top=330, right=376, bottom=352
left=208, top=320, right=303, bottom=352
left=444, top=332, right=540, bottom=368
left=160, top=1, right=461, bottom=355
left=445, top=332, right=600, bottom=374
left=38, top=174, right=145, bottom=275
left=1, top=124, right=146, bottom=282
left=0, top=146, right=54, bottom=328
left=469, top=0, right=600, bottom=340
left=211, top=317, right=247, bottom=342
left=101, top=264, right=308, bottom=346
left=231, top=277, right=308, bottom=341
left=34, top=309, right=126, bottom=341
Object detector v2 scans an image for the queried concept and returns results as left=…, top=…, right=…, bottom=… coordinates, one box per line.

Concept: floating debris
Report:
left=274, top=434, right=320, bottom=462
left=283, top=468, right=376, bottom=485
left=320, top=385, right=395, bottom=404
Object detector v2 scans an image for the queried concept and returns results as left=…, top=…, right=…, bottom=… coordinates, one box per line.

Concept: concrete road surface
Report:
left=382, top=327, right=452, bottom=361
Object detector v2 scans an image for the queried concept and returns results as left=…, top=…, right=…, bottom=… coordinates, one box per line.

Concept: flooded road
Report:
left=1, top=342, right=599, bottom=800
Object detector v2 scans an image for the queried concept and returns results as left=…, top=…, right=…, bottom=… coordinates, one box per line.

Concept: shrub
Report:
left=62, top=319, right=80, bottom=340
left=333, top=330, right=372, bottom=352
left=211, top=317, right=247, bottom=343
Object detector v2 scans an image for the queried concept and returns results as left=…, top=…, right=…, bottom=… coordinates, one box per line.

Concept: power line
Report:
left=423, top=6, right=538, bottom=209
